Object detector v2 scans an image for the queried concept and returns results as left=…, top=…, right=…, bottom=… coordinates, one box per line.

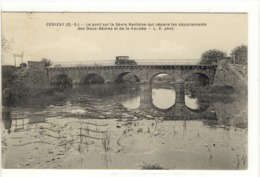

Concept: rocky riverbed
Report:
left=2, top=95, right=247, bottom=169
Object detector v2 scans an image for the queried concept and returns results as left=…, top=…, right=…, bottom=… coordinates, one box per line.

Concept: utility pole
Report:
left=21, top=52, right=24, bottom=67
left=13, top=54, right=16, bottom=67
left=13, top=52, right=24, bottom=67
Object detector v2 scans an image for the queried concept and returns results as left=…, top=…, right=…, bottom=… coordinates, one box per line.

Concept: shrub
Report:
left=210, top=85, right=235, bottom=95
left=142, top=162, right=165, bottom=170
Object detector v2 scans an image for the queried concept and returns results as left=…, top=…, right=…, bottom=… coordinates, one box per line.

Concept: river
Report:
left=1, top=84, right=247, bottom=169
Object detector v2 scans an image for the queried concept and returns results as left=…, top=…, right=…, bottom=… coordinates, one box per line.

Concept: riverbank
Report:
left=2, top=82, right=248, bottom=169
left=2, top=107, right=247, bottom=169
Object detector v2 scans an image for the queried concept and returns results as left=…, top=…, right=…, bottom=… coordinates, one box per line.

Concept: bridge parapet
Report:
left=49, top=59, right=215, bottom=68
left=47, top=64, right=217, bottom=70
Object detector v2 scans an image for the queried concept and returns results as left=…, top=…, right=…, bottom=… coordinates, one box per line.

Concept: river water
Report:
left=1, top=85, right=247, bottom=169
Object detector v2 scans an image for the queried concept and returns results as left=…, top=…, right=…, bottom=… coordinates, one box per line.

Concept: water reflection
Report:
left=152, top=88, right=175, bottom=109
left=28, top=114, right=47, bottom=124
left=185, top=92, right=209, bottom=112
left=185, top=95, right=199, bottom=110
left=2, top=108, right=12, bottom=134
left=119, top=86, right=209, bottom=113
left=1, top=82, right=247, bottom=169
left=121, top=96, right=140, bottom=109
left=2, top=107, right=52, bottom=135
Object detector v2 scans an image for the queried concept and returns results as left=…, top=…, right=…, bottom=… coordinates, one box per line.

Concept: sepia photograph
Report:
left=1, top=12, right=249, bottom=171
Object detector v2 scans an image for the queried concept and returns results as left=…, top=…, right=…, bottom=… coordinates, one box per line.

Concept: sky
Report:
left=2, top=13, right=247, bottom=66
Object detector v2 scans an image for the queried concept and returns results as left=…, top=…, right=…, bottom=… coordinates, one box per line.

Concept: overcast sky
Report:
left=2, top=13, right=247, bottom=66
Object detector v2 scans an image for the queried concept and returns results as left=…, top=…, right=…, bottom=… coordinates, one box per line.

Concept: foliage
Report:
left=2, top=67, right=29, bottom=103
left=209, top=85, right=235, bottom=95
left=1, top=36, right=13, bottom=52
left=200, top=49, right=227, bottom=64
left=142, top=162, right=165, bottom=170
left=233, top=116, right=247, bottom=129
left=2, top=79, right=30, bottom=106
left=2, top=66, right=16, bottom=89
left=51, top=74, right=72, bottom=88
left=13, top=67, right=29, bottom=80
left=231, top=45, right=247, bottom=65
left=2, top=67, right=28, bottom=91
left=2, top=64, right=68, bottom=107
left=1, top=36, right=14, bottom=58
left=185, top=74, right=209, bottom=86
left=187, top=84, right=235, bottom=96
left=41, top=58, right=52, bottom=67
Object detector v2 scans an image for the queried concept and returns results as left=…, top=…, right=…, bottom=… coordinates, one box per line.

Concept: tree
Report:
left=41, top=58, right=52, bottom=67
left=231, top=45, right=247, bottom=65
left=1, top=36, right=13, bottom=52
left=200, top=49, right=227, bottom=64
left=1, top=36, right=14, bottom=58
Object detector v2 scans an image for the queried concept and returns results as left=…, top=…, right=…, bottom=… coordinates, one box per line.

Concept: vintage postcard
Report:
left=1, top=12, right=249, bottom=172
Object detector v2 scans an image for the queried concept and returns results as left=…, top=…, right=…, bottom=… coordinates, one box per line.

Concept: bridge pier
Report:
left=172, top=79, right=186, bottom=119
left=72, top=80, right=80, bottom=89
left=175, top=79, right=185, bottom=106
left=139, top=80, right=153, bottom=111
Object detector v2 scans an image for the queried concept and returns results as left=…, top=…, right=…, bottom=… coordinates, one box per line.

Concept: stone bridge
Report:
left=46, top=64, right=218, bottom=87
left=21, top=61, right=219, bottom=120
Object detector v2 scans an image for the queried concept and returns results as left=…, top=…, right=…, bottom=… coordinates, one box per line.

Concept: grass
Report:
left=142, top=161, right=165, bottom=170
left=102, top=130, right=111, bottom=152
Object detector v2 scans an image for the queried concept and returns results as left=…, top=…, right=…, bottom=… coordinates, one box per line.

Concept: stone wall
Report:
left=214, top=64, right=247, bottom=93
left=28, top=61, right=45, bottom=70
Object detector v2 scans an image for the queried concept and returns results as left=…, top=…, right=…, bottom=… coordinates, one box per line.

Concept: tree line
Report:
left=200, top=45, right=247, bottom=65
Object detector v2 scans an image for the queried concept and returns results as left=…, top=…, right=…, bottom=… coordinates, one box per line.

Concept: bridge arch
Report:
left=46, top=65, right=217, bottom=88
left=50, top=74, right=72, bottom=88
left=114, top=72, right=140, bottom=83
left=80, top=73, right=105, bottom=84
left=149, top=72, right=175, bottom=83
left=149, top=73, right=176, bottom=111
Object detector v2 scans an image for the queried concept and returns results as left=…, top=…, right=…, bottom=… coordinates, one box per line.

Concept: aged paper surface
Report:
left=1, top=1, right=259, bottom=177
